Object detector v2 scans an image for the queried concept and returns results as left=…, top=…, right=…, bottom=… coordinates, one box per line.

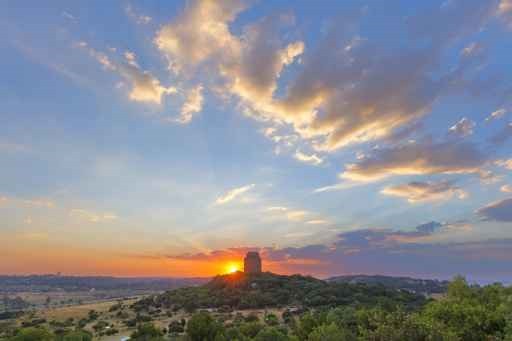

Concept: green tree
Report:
left=186, top=312, right=224, bottom=341
left=60, top=330, right=93, bottom=341
left=307, top=323, right=351, bottom=341
left=265, top=313, right=279, bottom=326
left=239, top=321, right=264, bottom=338
left=11, top=327, right=54, bottom=341
left=130, top=323, right=164, bottom=341
left=254, top=326, right=289, bottom=341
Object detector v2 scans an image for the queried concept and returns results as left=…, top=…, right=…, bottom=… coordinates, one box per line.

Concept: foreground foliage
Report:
left=2, top=276, right=512, bottom=340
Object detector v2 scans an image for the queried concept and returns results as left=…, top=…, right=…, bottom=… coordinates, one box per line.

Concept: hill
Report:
left=0, top=275, right=208, bottom=293
left=327, top=274, right=448, bottom=295
left=135, top=271, right=427, bottom=312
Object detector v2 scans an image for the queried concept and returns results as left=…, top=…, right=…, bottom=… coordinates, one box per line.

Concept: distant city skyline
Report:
left=1, top=0, right=512, bottom=283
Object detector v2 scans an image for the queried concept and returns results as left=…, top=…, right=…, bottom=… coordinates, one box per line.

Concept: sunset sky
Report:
left=1, top=0, right=512, bottom=283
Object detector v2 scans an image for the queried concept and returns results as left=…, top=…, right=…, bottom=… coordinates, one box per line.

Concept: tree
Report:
left=239, top=321, right=264, bottom=338
left=308, top=323, right=351, bottom=341
left=130, top=323, right=164, bottom=341
left=11, top=327, right=54, bottom=341
left=254, top=326, right=289, bottom=341
left=186, top=312, right=224, bottom=341
left=60, top=330, right=93, bottom=341
left=265, top=313, right=279, bottom=326
left=168, top=320, right=185, bottom=334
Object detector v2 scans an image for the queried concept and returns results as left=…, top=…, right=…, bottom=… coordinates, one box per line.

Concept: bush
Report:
left=186, top=312, right=224, bottom=341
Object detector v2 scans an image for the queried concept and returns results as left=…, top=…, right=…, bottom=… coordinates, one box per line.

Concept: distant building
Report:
left=244, top=252, right=262, bottom=274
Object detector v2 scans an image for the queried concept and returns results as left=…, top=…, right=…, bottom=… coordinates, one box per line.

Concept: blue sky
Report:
left=1, top=0, right=512, bottom=282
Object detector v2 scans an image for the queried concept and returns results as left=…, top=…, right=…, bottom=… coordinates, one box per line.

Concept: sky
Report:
left=1, top=0, right=512, bottom=283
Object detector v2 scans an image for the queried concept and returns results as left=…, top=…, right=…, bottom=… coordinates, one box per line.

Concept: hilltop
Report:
left=327, top=274, right=448, bottom=296
left=134, top=271, right=427, bottom=312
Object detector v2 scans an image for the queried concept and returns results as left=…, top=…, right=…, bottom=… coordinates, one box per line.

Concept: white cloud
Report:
left=498, top=0, right=512, bottom=27
left=340, top=140, right=488, bottom=182
left=460, top=42, right=482, bottom=57
left=306, top=219, right=329, bottom=225
left=293, top=150, right=324, bottom=166
left=23, top=199, right=55, bottom=208
left=286, top=210, right=308, bottom=221
left=495, top=159, right=512, bottom=169
left=176, top=85, right=204, bottom=124
left=124, top=51, right=138, bottom=67
left=486, top=108, right=507, bottom=121
left=78, top=42, right=176, bottom=104
left=501, top=184, right=512, bottom=193
left=125, top=4, right=152, bottom=24
left=266, top=206, right=288, bottom=212
left=62, top=11, right=76, bottom=21
left=449, top=117, right=475, bottom=137
left=215, top=184, right=255, bottom=205
left=313, top=182, right=360, bottom=193
left=381, top=180, right=468, bottom=203
left=154, top=0, right=498, bottom=154
left=69, top=209, right=118, bottom=223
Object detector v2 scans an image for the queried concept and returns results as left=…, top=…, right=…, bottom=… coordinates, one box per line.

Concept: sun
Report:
left=225, top=262, right=240, bottom=274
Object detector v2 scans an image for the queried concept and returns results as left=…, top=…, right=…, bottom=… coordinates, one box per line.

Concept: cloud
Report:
left=286, top=210, right=308, bottom=222
left=117, top=63, right=177, bottom=104
left=313, top=182, right=360, bottom=193
left=155, top=0, right=246, bottom=71
left=78, top=42, right=176, bottom=104
left=460, top=42, right=482, bottom=57
left=265, top=206, right=309, bottom=222
left=175, top=85, right=204, bottom=124
left=498, top=0, right=512, bottom=27
left=215, top=184, right=255, bottom=205
left=340, top=139, right=488, bottom=182
left=61, top=11, right=76, bottom=21
left=153, top=0, right=502, bottom=155
left=23, top=199, right=55, bottom=208
left=501, top=184, right=512, bottom=193
left=125, top=4, right=152, bottom=24
left=495, top=159, right=512, bottom=169
left=266, top=206, right=288, bottom=212
left=264, top=206, right=326, bottom=223
left=155, top=222, right=512, bottom=281
left=486, top=108, right=507, bottom=121
left=306, top=220, right=329, bottom=225
left=69, top=209, right=118, bottom=223
left=293, top=150, right=324, bottom=166
left=381, top=180, right=468, bottom=203
left=449, top=117, right=475, bottom=137
left=476, top=197, right=512, bottom=222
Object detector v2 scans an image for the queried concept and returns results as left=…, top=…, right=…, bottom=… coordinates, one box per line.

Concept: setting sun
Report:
left=225, top=262, right=240, bottom=274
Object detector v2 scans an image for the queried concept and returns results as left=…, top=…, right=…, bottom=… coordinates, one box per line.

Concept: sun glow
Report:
left=225, top=262, right=240, bottom=274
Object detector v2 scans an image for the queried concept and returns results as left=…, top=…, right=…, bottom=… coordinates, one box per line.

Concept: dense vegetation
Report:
left=2, top=275, right=512, bottom=340
left=327, top=275, right=448, bottom=296
left=129, top=276, right=512, bottom=340
left=135, top=272, right=427, bottom=312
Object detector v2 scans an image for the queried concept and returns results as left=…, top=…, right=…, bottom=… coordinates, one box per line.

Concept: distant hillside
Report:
left=327, top=274, right=448, bottom=295
left=0, top=275, right=208, bottom=293
left=135, top=271, right=427, bottom=312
